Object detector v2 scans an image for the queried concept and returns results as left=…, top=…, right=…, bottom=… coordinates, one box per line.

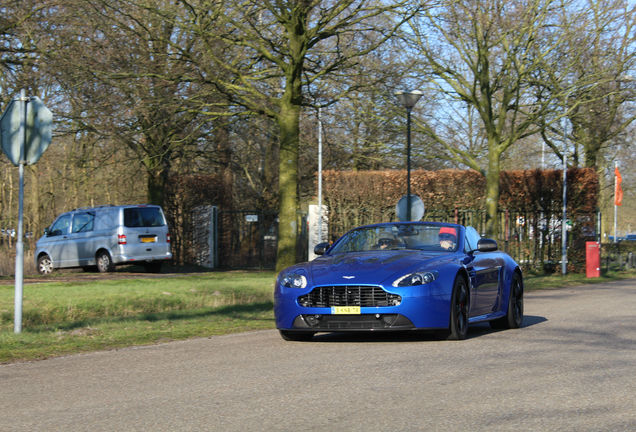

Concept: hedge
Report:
left=322, top=168, right=598, bottom=235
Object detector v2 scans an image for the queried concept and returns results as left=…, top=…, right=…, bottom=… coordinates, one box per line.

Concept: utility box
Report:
left=307, top=204, right=328, bottom=261
left=586, top=241, right=600, bottom=278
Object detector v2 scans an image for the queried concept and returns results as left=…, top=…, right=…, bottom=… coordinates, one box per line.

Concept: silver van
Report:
left=35, top=204, right=172, bottom=274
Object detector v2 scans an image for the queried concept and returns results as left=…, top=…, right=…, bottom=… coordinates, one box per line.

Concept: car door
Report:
left=71, top=212, right=96, bottom=266
left=463, top=227, right=502, bottom=317
left=43, top=214, right=73, bottom=267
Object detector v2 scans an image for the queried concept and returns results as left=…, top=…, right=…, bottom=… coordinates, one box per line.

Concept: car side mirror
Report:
left=314, top=242, right=330, bottom=256
left=477, top=238, right=498, bottom=252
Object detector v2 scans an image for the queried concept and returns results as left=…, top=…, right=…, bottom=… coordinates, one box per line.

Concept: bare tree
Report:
left=541, top=0, right=635, bottom=169
left=180, top=0, right=420, bottom=270
left=408, top=0, right=573, bottom=237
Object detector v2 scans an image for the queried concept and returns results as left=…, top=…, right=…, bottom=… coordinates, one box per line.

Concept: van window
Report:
left=72, top=212, right=95, bottom=233
left=49, top=214, right=72, bottom=236
left=124, top=207, right=165, bottom=228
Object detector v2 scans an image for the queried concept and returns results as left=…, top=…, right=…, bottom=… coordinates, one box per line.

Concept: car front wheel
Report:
left=37, top=254, right=54, bottom=275
left=491, top=272, right=524, bottom=329
left=448, top=276, right=469, bottom=340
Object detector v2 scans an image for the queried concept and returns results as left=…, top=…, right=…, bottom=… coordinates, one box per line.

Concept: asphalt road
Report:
left=1, top=278, right=635, bottom=431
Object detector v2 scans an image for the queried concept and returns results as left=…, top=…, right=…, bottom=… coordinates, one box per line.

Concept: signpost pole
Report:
left=14, top=89, right=27, bottom=333
left=15, top=163, right=25, bottom=333
left=561, top=153, right=567, bottom=276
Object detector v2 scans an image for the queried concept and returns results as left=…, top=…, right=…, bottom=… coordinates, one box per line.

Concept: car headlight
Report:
left=393, top=271, right=437, bottom=287
left=281, top=273, right=308, bottom=289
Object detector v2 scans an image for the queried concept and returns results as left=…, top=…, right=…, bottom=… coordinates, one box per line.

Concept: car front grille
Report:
left=298, top=285, right=401, bottom=308
left=294, top=314, right=414, bottom=330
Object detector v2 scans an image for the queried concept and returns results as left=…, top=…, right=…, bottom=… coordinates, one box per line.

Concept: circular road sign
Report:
left=396, top=194, right=425, bottom=221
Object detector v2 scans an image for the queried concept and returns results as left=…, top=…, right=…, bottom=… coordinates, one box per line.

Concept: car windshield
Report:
left=328, top=223, right=459, bottom=254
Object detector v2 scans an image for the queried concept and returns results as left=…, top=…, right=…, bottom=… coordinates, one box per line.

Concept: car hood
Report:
left=308, top=250, right=452, bottom=286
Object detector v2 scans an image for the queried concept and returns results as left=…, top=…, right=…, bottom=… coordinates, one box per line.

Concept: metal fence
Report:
left=325, top=207, right=599, bottom=273
left=217, top=210, right=279, bottom=269
left=210, top=207, right=601, bottom=273
left=601, top=242, right=636, bottom=272
left=429, top=208, right=600, bottom=273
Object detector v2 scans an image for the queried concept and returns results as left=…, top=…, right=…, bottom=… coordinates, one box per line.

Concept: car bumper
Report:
left=113, top=252, right=173, bottom=264
left=275, top=284, right=452, bottom=331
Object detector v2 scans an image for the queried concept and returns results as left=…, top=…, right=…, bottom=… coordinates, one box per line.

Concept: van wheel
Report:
left=37, top=254, right=54, bottom=275
left=96, top=251, right=114, bottom=273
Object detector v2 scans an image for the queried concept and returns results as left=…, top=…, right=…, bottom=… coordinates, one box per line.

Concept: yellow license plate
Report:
left=331, top=306, right=360, bottom=314
left=141, top=237, right=156, bottom=243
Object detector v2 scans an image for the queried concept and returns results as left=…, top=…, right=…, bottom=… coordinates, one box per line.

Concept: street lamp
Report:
left=396, top=90, right=423, bottom=221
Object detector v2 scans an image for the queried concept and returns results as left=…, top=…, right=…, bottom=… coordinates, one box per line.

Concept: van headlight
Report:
left=393, top=271, right=437, bottom=287
left=280, top=272, right=307, bottom=289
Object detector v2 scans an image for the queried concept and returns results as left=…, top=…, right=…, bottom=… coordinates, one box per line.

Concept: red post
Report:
left=586, top=241, right=600, bottom=278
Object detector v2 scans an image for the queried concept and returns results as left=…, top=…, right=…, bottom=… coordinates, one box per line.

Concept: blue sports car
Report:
left=274, top=222, right=523, bottom=341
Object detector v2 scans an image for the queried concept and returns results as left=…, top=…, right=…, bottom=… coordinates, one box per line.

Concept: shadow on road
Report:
left=306, top=315, right=547, bottom=343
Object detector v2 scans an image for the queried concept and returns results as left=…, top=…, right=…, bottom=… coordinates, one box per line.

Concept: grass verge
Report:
left=0, top=271, right=276, bottom=363
left=523, top=269, right=636, bottom=290
left=1, top=269, right=634, bottom=364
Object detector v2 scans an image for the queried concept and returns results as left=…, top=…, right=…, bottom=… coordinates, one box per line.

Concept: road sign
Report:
left=1, top=96, right=53, bottom=166
left=396, top=194, right=425, bottom=221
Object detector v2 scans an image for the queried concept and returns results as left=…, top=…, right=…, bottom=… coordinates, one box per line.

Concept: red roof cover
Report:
left=439, top=227, right=457, bottom=236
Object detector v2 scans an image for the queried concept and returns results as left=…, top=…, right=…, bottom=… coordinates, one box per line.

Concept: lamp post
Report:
left=560, top=79, right=573, bottom=276
left=396, top=90, right=423, bottom=221
left=317, top=106, right=323, bottom=244
left=561, top=151, right=567, bottom=275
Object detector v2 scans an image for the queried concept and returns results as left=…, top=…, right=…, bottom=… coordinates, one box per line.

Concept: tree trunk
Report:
left=583, top=143, right=600, bottom=168
left=484, top=144, right=501, bottom=238
left=276, top=101, right=301, bottom=272
left=147, top=168, right=166, bottom=206
left=214, top=118, right=234, bottom=207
